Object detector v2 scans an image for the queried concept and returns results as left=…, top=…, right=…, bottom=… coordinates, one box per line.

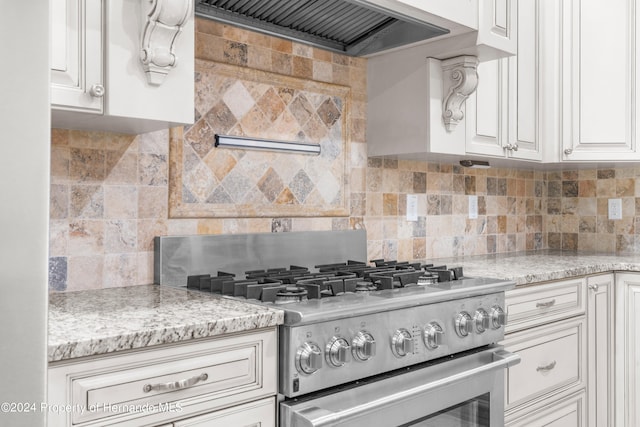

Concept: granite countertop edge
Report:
left=449, top=251, right=640, bottom=286
left=48, top=285, right=284, bottom=363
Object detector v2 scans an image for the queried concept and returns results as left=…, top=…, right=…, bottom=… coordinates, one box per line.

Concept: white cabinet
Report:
left=366, top=0, right=516, bottom=160
left=506, top=391, right=586, bottom=427
left=173, top=397, right=275, bottom=427
left=51, top=0, right=194, bottom=134
left=48, top=328, right=277, bottom=427
left=560, top=0, right=640, bottom=161
left=502, top=278, right=589, bottom=426
left=466, top=0, right=557, bottom=162
left=586, top=274, right=614, bottom=427
left=465, top=58, right=508, bottom=158
left=614, top=273, right=640, bottom=427
left=50, top=0, right=103, bottom=114
left=503, top=274, right=617, bottom=427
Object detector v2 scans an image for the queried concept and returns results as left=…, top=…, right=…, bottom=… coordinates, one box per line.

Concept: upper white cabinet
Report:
left=560, top=0, right=640, bottom=161
left=466, top=0, right=553, bottom=162
left=50, top=0, right=103, bottom=115
left=366, top=0, right=517, bottom=159
left=51, top=0, right=194, bottom=134
left=464, top=59, right=507, bottom=159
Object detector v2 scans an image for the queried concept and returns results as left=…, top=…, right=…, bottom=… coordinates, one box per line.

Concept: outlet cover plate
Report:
left=406, top=194, right=418, bottom=221
left=469, top=195, right=478, bottom=219
left=608, top=198, right=622, bottom=220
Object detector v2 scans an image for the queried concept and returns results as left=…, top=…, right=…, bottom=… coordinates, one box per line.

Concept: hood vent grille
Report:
left=195, top=0, right=449, bottom=56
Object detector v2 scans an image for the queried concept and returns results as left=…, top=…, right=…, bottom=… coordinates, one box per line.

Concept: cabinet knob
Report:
left=564, top=148, right=573, bottom=155
left=588, top=283, right=599, bottom=292
left=89, top=84, right=105, bottom=98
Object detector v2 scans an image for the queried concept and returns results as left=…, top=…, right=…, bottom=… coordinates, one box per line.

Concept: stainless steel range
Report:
left=155, top=230, right=520, bottom=426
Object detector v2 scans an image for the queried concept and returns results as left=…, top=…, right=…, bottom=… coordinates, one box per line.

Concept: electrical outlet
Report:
left=468, top=195, right=478, bottom=219
left=406, top=194, right=418, bottom=222
left=608, top=198, right=622, bottom=220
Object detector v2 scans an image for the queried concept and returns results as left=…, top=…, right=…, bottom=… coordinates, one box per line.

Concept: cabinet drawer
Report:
left=48, top=329, right=277, bottom=427
left=506, top=390, right=585, bottom=427
left=502, top=317, right=586, bottom=411
left=505, top=278, right=586, bottom=333
left=173, top=396, right=275, bottom=427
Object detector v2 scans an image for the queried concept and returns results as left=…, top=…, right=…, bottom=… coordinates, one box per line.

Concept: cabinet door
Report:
left=50, top=0, right=103, bottom=113
left=586, top=274, right=614, bottom=427
left=477, top=0, right=516, bottom=55
left=561, top=0, right=640, bottom=161
left=615, top=272, right=640, bottom=427
left=173, top=397, right=275, bottom=427
left=466, top=0, right=543, bottom=161
left=465, top=58, right=508, bottom=158
left=506, top=0, right=542, bottom=161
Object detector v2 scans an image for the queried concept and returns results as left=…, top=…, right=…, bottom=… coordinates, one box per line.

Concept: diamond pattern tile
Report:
left=171, top=60, right=350, bottom=218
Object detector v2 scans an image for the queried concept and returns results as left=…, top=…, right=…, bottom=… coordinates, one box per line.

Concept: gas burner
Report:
left=417, top=274, right=439, bottom=285
left=354, top=281, right=378, bottom=293
left=275, top=286, right=309, bottom=304
left=185, top=260, right=465, bottom=302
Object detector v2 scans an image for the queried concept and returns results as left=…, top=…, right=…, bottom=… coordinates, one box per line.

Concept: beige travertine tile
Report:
left=104, top=186, right=137, bottom=220
left=67, top=256, right=104, bottom=291
left=68, top=220, right=104, bottom=255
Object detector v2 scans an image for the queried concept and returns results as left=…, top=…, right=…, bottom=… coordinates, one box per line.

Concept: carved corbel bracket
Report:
left=441, top=56, right=479, bottom=132
left=140, top=0, right=193, bottom=86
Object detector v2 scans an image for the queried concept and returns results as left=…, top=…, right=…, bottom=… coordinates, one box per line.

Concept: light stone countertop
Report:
left=443, top=250, right=640, bottom=286
left=48, top=251, right=640, bottom=363
left=48, top=285, right=284, bottom=363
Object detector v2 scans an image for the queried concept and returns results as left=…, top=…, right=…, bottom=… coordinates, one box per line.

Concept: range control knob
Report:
left=474, top=309, right=490, bottom=333
left=295, top=342, right=322, bottom=374
left=490, top=306, right=507, bottom=329
left=392, top=329, right=414, bottom=357
left=326, top=337, right=351, bottom=367
left=352, top=331, right=376, bottom=361
left=455, top=312, right=473, bottom=337
left=423, top=322, right=444, bottom=349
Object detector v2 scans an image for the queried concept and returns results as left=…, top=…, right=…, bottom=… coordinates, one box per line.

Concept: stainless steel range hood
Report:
left=195, top=0, right=451, bottom=56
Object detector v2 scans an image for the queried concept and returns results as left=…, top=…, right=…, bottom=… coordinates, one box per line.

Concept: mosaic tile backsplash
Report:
left=47, top=18, right=640, bottom=291
left=170, top=60, right=350, bottom=218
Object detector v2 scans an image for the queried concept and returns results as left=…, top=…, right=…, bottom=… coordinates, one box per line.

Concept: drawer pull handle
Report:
left=536, top=299, right=556, bottom=308
left=536, top=361, right=557, bottom=372
left=143, top=373, right=208, bottom=393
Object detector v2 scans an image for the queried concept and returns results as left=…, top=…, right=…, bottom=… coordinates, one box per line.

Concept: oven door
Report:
left=280, top=345, right=520, bottom=427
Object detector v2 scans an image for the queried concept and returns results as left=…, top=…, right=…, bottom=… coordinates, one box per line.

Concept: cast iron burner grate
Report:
left=185, top=261, right=464, bottom=303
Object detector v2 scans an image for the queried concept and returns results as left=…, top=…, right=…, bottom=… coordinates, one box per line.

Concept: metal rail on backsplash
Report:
left=215, top=134, right=321, bottom=155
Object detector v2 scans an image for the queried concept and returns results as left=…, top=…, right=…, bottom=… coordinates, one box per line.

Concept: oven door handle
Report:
left=291, top=349, right=520, bottom=427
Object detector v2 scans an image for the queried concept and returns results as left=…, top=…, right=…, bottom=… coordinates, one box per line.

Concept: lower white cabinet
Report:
left=614, top=272, right=640, bottom=427
left=504, top=274, right=618, bottom=427
left=503, top=317, right=586, bottom=411
left=586, top=274, right=615, bottom=427
left=48, top=328, right=277, bottom=427
left=506, top=391, right=586, bottom=427
left=173, top=397, right=275, bottom=427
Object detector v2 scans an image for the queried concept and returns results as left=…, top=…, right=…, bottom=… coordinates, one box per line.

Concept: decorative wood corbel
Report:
left=140, top=0, right=193, bottom=86
left=441, top=56, right=479, bottom=132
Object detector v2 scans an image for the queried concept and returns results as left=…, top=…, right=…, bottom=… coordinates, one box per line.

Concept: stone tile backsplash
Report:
left=545, top=168, right=640, bottom=252
left=47, top=18, right=640, bottom=291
